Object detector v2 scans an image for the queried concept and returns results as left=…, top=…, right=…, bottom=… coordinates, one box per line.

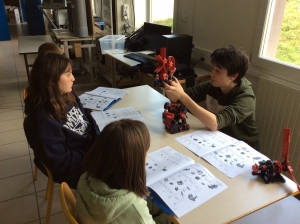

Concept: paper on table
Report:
left=91, top=107, right=145, bottom=132
left=146, top=146, right=195, bottom=186
left=85, top=87, right=128, bottom=99
left=79, top=87, right=128, bottom=111
left=176, top=130, right=270, bottom=178
left=201, top=141, right=269, bottom=178
left=148, top=163, right=228, bottom=218
left=176, top=129, right=237, bottom=156
left=79, top=93, right=120, bottom=111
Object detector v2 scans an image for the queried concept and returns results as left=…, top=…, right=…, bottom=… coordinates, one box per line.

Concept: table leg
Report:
left=88, top=46, right=93, bottom=83
left=110, top=57, right=116, bottom=87
left=63, top=41, right=69, bottom=58
left=23, top=54, right=30, bottom=81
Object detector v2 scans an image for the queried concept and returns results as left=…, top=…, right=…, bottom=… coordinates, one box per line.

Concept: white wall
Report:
left=175, top=0, right=260, bottom=53
left=173, top=0, right=299, bottom=93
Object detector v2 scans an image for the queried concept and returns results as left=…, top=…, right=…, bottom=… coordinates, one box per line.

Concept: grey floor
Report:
left=0, top=23, right=111, bottom=224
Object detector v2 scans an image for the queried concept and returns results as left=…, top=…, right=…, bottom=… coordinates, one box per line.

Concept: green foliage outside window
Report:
left=276, top=0, right=300, bottom=66
left=153, top=18, right=173, bottom=30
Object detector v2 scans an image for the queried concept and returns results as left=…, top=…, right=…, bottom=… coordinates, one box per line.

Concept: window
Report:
left=251, top=0, right=300, bottom=84
left=134, top=0, right=174, bottom=30
left=151, top=0, right=174, bottom=29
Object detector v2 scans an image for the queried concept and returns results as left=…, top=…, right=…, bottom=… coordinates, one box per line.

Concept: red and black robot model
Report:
left=154, top=47, right=176, bottom=87
left=252, top=128, right=300, bottom=192
left=162, top=102, right=190, bottom=134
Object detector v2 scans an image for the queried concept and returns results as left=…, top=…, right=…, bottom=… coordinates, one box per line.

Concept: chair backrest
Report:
left=23, top=86, right=30, bottom=100
left=60, top=182, right=78, bottom=224
left=23, top=87, right=30, bottom=119
left=41, top=162, right=54, bottom=183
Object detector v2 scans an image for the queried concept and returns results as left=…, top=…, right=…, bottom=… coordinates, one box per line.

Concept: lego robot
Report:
left=154, top=47, right=176, bottom=87
left=162, top=102, right=190, bottom=134
left=252, top=128, right=300, bottom=192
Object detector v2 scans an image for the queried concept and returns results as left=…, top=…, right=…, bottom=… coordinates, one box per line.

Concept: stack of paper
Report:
left=91, top=107, right=145, bottom=132
left=79, top=87, right=128, bottom=111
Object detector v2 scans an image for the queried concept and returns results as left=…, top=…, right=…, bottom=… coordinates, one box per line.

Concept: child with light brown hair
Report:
left=76, top=119, right=172, bottom=224
left=38, top=42, right=63, bottom=55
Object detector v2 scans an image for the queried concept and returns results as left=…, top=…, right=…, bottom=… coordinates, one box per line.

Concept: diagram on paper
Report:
left=146, top=146, right=194, bottom=186
left=201, top=141, right=270, bottom=178
left=91, top=107, right=145, bottom=131
left=85, top=87, right=128, bottom=99
left=176, top=130, right=238, bottom=156
left=148, top=163, right=228, bottom=218
left=79, top=93, right=111, bottom=111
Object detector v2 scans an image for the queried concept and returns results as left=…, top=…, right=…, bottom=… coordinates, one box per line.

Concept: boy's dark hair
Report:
left=24, top=52, right=76, bottom=120
left=211, top=45, right=249, bottom=83
left=83, top=119, right=150, bottom=198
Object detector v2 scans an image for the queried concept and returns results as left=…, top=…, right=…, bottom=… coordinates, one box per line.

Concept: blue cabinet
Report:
left=24, top=0, right=45, bottom=35
left=0, top=1, right=11, bottom=40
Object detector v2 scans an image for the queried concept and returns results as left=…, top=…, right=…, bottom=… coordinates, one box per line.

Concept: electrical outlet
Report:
left=122, top=4, right=129, bottom=20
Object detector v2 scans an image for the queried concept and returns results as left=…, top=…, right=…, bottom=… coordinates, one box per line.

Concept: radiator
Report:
left=256, top=76, right=300, bottom=183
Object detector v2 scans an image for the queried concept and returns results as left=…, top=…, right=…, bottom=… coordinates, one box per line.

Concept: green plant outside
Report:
left=153, top=18, right=173, bottom=30
left=276, top=0, right=300, bottom=66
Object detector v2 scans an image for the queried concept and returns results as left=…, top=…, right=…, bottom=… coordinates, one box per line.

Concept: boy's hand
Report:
left=163, top=77, right=185, bottom=102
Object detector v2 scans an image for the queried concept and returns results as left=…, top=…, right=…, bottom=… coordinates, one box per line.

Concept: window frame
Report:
left=251, top=0, right=300, bottom=85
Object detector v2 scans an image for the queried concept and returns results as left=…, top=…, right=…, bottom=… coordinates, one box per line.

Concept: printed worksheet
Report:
left=148, top=163, right=228, bottom=218
left=176, top=130, right=270, bottom=178
left=201, top=141, right=269, bottom=178
left=79, top=93, right=119, bottom=111
left=146, top=146, right=195, bottom=186
left=91, top=107, right=145, bottom=131
left=176, top=129, right=237, bottom=156
left=85, top=87, right=128, bottom=99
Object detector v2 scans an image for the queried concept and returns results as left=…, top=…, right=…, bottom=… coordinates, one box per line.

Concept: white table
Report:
left=111, top=85, right=299, bottom=224
left=18, top=35, right=54, bottom=80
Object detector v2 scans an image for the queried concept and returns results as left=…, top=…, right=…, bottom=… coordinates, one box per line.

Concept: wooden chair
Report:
left=59, top=182, right=78, bottom=224
left=42, top=163, right=55, bottom=224
left=23, top=87, right=55, bottom=224
left=23, top=87, right=40, bottom=180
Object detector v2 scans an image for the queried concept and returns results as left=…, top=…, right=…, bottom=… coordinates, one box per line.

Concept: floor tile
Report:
left=32, top=172, right=49, bottom=193
left=0, top=101, right=23, bottom=110
left=0, top=91, right=21, bottom=103
left=0, top=172, right=35, bottom=202
left=0, top=109, right=24, bottom=122
left=0, top=127, right=26, bottom=144
left=36, top=186, right=63, bottom=219
left=0, top=118, right=23, bottom=133
left=16, top=65, right=27, bottom=73
left=0, top=75, right=18, bottom=85
left=40, top=212, right=69, bottom=224
left=0, top=67, right=17, bottom=74
left=0, top=155, right=32, bottom=179
left=26, top=219, right=41, bottom=224
left=0, top=141, right=29, bottom=160
left=0, top=194, right=39, bottom=224
left=0, top=108, right=20, bottom=113
left=14, top=58, right=26, bottom=65
left=0, top=83, right=20, bottom=96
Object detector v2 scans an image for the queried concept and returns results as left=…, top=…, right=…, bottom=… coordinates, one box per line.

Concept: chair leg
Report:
left=45, top=180, right=55, bottom=224
left=33, top=165, right=39, bottom=180
left=45, top=177, right=52, bottom=199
